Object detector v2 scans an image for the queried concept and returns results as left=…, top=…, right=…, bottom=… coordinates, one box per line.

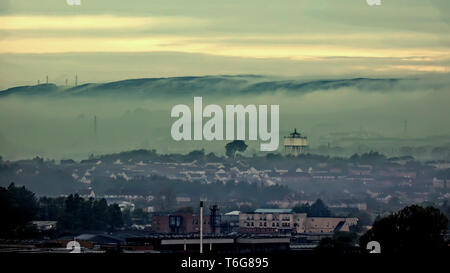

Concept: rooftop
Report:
left=225, top=210, right=240, bottom=216
left=254, top=208, right=293, bottom=214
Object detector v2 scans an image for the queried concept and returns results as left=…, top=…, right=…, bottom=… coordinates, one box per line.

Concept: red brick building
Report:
left=152, top=213, right=220, bottom=234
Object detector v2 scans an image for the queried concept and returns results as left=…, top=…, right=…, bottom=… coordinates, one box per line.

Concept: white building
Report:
left=239, top=208, right=358, bottom=234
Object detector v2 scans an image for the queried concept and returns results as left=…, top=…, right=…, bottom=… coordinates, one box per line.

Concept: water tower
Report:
left=283, top=128, right=308, bottom=154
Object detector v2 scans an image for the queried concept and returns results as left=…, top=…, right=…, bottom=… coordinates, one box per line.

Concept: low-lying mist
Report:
left=0, top=75, right=449, bottom=161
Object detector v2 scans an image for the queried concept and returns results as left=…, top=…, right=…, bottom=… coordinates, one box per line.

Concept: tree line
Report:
left=0, top=183, right=131, bottom=238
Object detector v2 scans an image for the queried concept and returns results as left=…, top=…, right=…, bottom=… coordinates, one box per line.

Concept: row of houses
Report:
left=70, top=157, right=421, bottom=186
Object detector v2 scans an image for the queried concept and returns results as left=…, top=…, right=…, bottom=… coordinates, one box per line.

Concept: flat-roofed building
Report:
left=239, top=209, right=357, bottom=235
left=239, top=209, right=307, bottom=234
left=304, top=217, right=358, bottom=233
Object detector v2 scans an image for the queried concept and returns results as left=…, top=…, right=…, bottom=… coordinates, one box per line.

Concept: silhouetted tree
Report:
left=0, top=183, right=39, bottom=237
left=37, top=196, right=65, bottom=220
left=348, top=210, right=372, bottom=233
left=316, top=231, right=358, bottom=254
left=92, top=198, right=109, bottom=229
left=310, top=199, right=332, bottom=217
left=293, top=199, right=331, bottom=217
left=132, top=208, right=150, bottom=225
left=58, top=194, right=124, bottom=231
left=122, top=208, right=133, bottom=227
left=108, top=204, right=124, bottom=229
left=292, top=203, right=311, bottom=214
left=360, top=205, right=448, bottom=254
left=225, top=140, right=248, bottom=158
left=186, top=149, right=205, bottom=162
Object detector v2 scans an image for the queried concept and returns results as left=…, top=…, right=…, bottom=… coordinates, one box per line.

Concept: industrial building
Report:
left=151, top=212, right=220, bottom=234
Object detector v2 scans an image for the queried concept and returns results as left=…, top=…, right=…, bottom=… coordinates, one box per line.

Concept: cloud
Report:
left=0, top=35, right=448, bottom=62
left=0, top=14, right=448, bottom=62
left=0, top=15, right=206, bottom=30
left=389, top=65, right=449, bottom=73
left=0, top=2, right=449, bottom=86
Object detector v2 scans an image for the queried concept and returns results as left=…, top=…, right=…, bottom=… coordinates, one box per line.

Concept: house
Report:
left=433, top=177, right=448, bottom=189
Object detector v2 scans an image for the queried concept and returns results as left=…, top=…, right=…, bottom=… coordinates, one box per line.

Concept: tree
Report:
left=360, top=205, right=448, bottom=254
left=0, top=183, right=38, bottom=238
left=225, top=140, right=248, bottom=158
left=59, top=194, right=86, bottom=230
left=292, top=199, right=331, bottom=217
left=315, top=232, right=358, bottom=254
left=309, top=199, right=332, bottom=217
left=292, top=203, right=311, bottom=214
left=58, top=195, right=124, bottom=231
left=108, top=204, right=124, bottom=229
left=37, top=196, right=65, bottom=221
left=121, top=208, right=133, bottom=227
left=186, top=149, right=205, bottom=161
left=92, top=198, right=110, bottom=229
left=348, top=210, right=372, bottom=233
left=440, top=200, right=450, bottom=228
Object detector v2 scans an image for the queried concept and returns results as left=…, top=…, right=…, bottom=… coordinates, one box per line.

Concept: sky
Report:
left=0, top=0, right=449, bottom=89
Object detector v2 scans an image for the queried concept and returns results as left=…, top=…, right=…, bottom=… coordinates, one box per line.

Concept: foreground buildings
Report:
left=152, top=212, right=220, bottom=234
left=151, top=208, right=358, bottom=237
left=239, top=209, right=357, bottom=235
